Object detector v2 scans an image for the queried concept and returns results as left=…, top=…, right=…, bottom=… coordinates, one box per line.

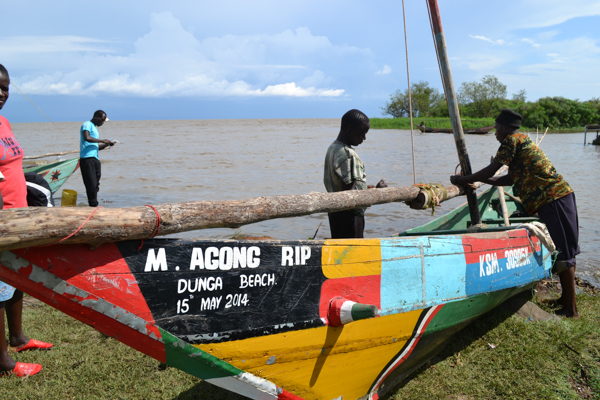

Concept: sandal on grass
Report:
left=0, top=362, right=42, bottom=377
left=12, top=339, right=53, bottom=352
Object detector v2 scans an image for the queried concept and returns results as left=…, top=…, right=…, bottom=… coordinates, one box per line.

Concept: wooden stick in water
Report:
left=537, top=128, right=549, bottom=146
left=23, top=150, right=79, bottom=160
left=496, top=186, right=510, bottom=226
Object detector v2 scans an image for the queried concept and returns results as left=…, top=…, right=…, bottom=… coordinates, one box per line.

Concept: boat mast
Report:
left=427, top=0, right=482, bottom=226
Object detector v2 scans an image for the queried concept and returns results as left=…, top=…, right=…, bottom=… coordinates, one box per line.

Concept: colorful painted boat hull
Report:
left=0, top=224, right=552, bottom=399
left=23, top=157, right=80, bottom=194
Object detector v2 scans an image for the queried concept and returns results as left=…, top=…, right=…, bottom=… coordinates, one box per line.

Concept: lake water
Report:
left=12, top=118, right=600, bottom=286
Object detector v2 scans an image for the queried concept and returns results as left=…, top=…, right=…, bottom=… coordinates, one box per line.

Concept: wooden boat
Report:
left=417, top=122, right=495, bottom=135
left=0, top=2, right=553, bottom=398
left=0, top=185, right=554, bottom=400
left=23, top=157, right=80, bottom=194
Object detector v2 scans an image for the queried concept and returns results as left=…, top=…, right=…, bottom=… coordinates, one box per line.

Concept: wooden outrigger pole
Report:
left=0, top=164, right=506, bottom=252
left=0, top=183, right=467, bottom=251
left=427, top=0, right=482, bottom=225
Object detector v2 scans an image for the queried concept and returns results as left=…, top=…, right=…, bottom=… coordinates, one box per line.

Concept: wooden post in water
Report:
left=427, top=0, right=482, bottom=225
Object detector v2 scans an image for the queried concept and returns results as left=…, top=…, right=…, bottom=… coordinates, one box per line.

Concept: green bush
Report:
left=383, top=76, right=600, bottom=129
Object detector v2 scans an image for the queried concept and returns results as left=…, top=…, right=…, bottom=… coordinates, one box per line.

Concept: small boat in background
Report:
left=23, top=157, right=80, bottom=194
left=417, top=122, right=495, bottom=135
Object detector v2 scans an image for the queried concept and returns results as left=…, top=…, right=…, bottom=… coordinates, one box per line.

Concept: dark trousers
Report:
left=537, top=192, right=580, bottom=267
left=80, top=157, right=101, bottom=207
left=328, top=210, right=365, bottom=239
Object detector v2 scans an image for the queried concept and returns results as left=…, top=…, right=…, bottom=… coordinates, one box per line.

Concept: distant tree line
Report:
left=381, top=75, right=600, bottom=128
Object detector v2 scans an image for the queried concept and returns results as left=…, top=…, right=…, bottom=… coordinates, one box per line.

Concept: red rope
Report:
left=42, top=206, right=103, bottom=247
left=138, top=205, right=161, bottom=250
left=146, top=205, right=161, bottom=237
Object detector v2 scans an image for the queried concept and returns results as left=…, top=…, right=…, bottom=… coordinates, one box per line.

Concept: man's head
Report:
left=92, top=110, right=109, bottom=127
left=0, top=64, right=10, bottom=111
left=494, top=109, right=521, bottom=143
left=339, top=109, right=370, bottom=146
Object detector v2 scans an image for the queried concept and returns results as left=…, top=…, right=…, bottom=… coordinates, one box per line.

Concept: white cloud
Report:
left=376, top=65, right=392, bottom=75
left=497, top=37, right=599, bottom=100
left=521, top=38, right=541, bottom=48
left=469, top=35, right=505, bottom=45
left=0, top=36, right=115, bottom=57
left=511, top=0, right=600, bottom=28
left=251, top=83, right=344, bottom=97
left=458, top=54, right=511, bottom=72
left=6, top=12, right=368, bottom=98
left=546, top=53, right=567, bottom=63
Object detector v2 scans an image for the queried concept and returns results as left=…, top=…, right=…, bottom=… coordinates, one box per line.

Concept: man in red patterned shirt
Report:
left=0, top=64, right=53, bottom=377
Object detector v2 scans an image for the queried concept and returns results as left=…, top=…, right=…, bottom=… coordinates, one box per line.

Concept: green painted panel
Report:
left=400, top=186, right=532, bottom=235
left=161, top=328, right=243, bottom=380
left=24, top=157, right=80, bottom=194
left=426, top=285, right=531, bottom=334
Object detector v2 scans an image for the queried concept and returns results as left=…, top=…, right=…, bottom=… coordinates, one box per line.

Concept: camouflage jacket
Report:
left=494, top=133, right=572, bottom=215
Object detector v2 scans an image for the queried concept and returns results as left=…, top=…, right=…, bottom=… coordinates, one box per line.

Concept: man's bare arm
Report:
left=450, top=160, right=504, bottom=186
left=83, top=130, right=112, bottom=146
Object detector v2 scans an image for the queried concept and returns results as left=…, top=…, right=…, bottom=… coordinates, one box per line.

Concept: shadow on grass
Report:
left=380, top=292, right=534, bottom=400
left=174, top=380, right=248, bottom=400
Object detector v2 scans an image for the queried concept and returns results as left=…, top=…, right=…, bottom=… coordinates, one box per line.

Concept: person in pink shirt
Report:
left=0, top=64, right=53, bottom=377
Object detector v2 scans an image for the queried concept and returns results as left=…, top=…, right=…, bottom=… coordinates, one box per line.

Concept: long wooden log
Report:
left=23, top=150, right=79, bottom=160
left=408, top=165, right=508, bottom=210
left=428, top=0, right=482, bottom=225
left=0, top=182, right=479, bottom=251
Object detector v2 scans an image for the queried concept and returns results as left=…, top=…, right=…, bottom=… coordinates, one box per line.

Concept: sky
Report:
left=2, top=0, right=600, bottom=122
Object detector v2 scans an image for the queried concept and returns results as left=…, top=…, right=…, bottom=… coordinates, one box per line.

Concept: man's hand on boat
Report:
left=450, top=160, right=513, bottom=188
left=368, top=178, right=388, bottom=189
left=450, top=174, right=477, bottom=189
left=450, top=175, right=464, bottom=185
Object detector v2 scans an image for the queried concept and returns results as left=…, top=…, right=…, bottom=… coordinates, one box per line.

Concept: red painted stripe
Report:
left=327, top=299, right=343, bottom=327
left=326, top=297, right=348, bottom=327
left=508, top=229, right=527, bottom=238
left=0, top=262, right=166, bottom=362
left=278, top=388, right=305, bottom=400
left=319, top=275, right=381, bottom=319
left=461, top=233, right=539, bottom=265
left=13, top=244, right=155, bottom=323
left=427, top=0, right=443, bottom=35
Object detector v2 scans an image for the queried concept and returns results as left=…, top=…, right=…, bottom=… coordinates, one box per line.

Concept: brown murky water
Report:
left=12, top=118, right=600, bottom=285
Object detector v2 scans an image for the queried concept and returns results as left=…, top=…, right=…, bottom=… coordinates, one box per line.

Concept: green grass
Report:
left=386, top=287, right=600, bottom=400
left=370, top=118, right=496, bottom=130
left=0, top=298, right=244, bottom=400
left=1, top=288, right=598, bottom=399
left=370, top=118, right=588, bottom=133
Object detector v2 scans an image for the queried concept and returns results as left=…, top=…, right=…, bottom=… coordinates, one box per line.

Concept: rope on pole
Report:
left=402, top=0, right=417, bottom=184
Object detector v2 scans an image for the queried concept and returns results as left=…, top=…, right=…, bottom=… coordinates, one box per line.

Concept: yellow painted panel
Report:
left=197, top=310, right=423, bottom=400
left=321, top=239, right=381, bottom=279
